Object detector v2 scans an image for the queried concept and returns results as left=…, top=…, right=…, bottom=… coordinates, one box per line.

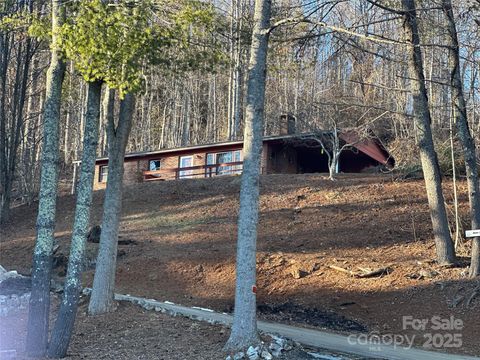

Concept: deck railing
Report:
left=142, top=161, right=244, bottom=181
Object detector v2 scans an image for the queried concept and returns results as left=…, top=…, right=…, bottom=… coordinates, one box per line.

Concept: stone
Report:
left=268, top=342, right=282, bottom=357
left=10, top=295, right=19, bottom=307
left=246, top=346, right=259, bottom=360
left=0, top=265, right=7, bottom=274
left=0, top=270, right=23, bottom=283
left=419, top=269, right=439, bottom=279
left=271, top=335, right=286, bottom=348
left=290, top=266, right=309, bottom=279
left=233, top=351, right=245, bottom=360
left=260, top=350, right=272, bottom=360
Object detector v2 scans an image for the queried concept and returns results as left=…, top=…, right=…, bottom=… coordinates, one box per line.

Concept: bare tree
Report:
left=401, top=0, right=456, bottom=265
left=0, top=0, right=35, bottom=223
left=441, top=0, right=480, bottom=277
left=224, top=0, right=272, bottom=352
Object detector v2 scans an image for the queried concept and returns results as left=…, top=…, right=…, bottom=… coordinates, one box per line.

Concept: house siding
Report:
left=88, top=134, right=393, bottom=191
left=93, top=146, right=244, bottom=189
left=265, top=144, right=297, bottom=174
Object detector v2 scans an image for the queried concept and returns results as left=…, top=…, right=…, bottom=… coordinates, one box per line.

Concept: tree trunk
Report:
left=224, top=0, right=271, bottom=352
left=441, top=0, right=480, bottom=276
left=100, top=87, right=115, bottom=156
left=401, top=0, right=456, bottom=265
left=26, top=0, right=66, bottom=356
left=181, top=90, right=190, bottom=146
left=0, top=27, right=33, bottom=222
left=0, top=32, right=10, bottom=223
left=47, top=81, right=102, bottom=358
left=88, top=92, right=134, bottom=315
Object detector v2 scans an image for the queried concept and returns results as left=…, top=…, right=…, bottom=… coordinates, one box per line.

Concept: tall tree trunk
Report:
left=47, top=81, right=102, bottom=358
left=0, top=31, right=11, bottom=223
left=181, top=89, right=190, bottom=146
left=441, top=0, right=480, bottom=277
left=63, top=62, right=74, bottom=165
left=401, top=0, right=456, bottom=265
left=0, top=23, right=33, bottom=222
left=26, top=0, right=66, bottom=356
left=224, top=0, right=271, bottom=352
left=100, top=86, right=115, bottom=157
left=21, top=54, right=39, bottom=205
left=88, top=92, right=134, bottom=315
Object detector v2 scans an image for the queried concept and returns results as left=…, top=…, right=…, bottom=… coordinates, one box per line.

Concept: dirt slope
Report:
left=1, top=174, right=479, bottom=356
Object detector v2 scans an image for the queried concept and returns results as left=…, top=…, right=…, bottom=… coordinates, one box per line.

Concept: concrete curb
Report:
left=82, top=289, right=479, bottom=360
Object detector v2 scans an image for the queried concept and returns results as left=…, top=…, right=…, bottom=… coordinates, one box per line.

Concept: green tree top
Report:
left=61, top=0, right=220, bottom=97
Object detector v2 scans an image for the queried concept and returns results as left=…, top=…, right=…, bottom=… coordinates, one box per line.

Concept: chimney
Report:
left=279, top=114, right=296, bottom=135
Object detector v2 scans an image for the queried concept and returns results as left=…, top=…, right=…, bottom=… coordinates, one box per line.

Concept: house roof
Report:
left=93, top=133, right=317, bottom=163
left=91, top=131, right=393, bottom=167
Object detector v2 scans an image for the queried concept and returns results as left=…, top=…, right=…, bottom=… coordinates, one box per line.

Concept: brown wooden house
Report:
left=88, top=132, right=394, bottom=191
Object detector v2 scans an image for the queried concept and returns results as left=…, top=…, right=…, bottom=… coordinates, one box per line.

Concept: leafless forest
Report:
left=1, top=0, right=478, bottom=207
left=2, top=1, right=480, bottom=358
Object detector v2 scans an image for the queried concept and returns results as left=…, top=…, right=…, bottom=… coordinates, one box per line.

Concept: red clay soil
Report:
left=1, top=174, right=480, bottom=357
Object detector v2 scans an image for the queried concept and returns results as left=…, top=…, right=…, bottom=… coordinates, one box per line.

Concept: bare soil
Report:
left=1, top=174, right=480, bottom=357
left=0, top=298, right=339, bottom=359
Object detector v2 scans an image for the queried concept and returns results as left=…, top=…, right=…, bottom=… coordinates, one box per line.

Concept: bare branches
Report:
left=268, top=16, right=407, bottom=46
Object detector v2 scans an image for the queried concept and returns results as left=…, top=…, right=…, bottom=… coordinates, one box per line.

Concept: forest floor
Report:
left=1, top=173, right=480, bottom=358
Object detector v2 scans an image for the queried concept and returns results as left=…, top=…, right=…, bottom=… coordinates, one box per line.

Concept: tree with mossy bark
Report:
left=26, top=0, right=67, bottom=357
left=25, top=0, right=219, bottom=357
left=80, top=0, right=222, bottom=316
left=47, top=77, right=102, bottom=358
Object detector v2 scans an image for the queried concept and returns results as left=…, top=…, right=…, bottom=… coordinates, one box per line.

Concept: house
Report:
left=88, top=129, right=394, bottom=191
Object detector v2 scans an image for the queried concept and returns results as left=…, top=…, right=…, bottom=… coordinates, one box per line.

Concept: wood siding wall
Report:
left=264, top=144, right=297, bottom=174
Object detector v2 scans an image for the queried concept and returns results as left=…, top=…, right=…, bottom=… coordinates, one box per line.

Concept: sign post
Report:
left=466, top=230, right=480, bottom=238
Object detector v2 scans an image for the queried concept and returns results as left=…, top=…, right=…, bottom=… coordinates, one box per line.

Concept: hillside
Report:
left=1, top=174, right=479, bottom=357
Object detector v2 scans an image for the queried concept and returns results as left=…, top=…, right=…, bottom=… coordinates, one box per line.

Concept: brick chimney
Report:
left=279, top=114, right=296, bottom=135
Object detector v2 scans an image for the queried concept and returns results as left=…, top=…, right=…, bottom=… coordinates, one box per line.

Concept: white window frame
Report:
left=205, top=150, right=242, bottom=177
left=99, top=165, right=108, bottom=183
left=179, top=156, right=194, bottom=178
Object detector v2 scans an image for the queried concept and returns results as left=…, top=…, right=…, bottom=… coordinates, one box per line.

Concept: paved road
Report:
left=97, top=291, right=479, bottom=360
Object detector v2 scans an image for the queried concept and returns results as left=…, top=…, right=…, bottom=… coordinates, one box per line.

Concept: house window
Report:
left=205, top=150, right=242, bottom=177
left=149, top=160, right=161, bottom=171
left=206, top=153, right=215, bottom=177
left=179, top=156, right=194, bottom=178
left=99, top=165, right=108, bottom=183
